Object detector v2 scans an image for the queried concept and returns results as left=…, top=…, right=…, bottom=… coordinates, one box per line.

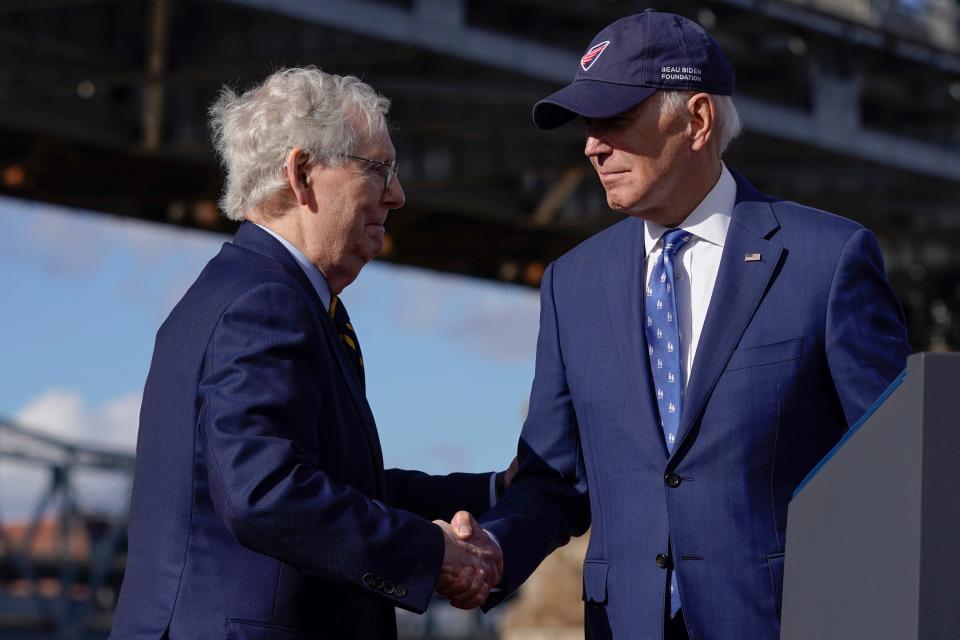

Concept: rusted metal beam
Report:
left=143, top=0, right=170, bottom=152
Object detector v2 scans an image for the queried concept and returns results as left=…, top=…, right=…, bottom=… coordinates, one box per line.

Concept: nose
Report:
left=383, top=175, right=405, bottom=209
left=584, top=133, right=612, bottom=160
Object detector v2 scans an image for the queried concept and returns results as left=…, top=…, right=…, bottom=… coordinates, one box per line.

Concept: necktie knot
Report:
left=661, top=228, right=692, bottom=259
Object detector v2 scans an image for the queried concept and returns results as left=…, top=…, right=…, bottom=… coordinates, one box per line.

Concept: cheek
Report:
left=346, top=192, right=376, bottom=232
left=630, top=144, right=679, bottom=187
left=350, top=203, right=380, bottom=247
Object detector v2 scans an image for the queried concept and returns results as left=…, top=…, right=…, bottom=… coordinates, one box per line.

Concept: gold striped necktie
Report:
left=328, top=295, right=365, bottom=388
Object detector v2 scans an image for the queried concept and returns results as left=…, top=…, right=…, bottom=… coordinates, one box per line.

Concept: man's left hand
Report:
left=433, top=511, right=502, bottom=609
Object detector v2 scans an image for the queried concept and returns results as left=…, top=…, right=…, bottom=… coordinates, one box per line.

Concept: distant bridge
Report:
left=0, top=419, right=498, bottom=639
left=0, top=417, right=133, bottom=639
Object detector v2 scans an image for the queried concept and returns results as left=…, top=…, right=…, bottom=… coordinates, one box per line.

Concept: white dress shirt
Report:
left=643, top=164, right=736, bottom=389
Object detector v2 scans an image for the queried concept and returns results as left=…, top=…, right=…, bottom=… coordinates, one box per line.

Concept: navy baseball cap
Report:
left=533, top=10, right=736, bottom=129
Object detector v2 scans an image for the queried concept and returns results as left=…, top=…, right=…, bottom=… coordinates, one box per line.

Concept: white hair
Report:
left=209, top=67, right=391, bottom=221
left=658, top=90, right=742, bottom=155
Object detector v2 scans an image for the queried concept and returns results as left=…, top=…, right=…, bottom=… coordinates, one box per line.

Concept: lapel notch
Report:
left=672, top=190, right=784, bottom=458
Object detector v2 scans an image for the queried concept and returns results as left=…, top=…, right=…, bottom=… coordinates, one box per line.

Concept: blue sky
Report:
left=0, top=196, right=540, bottom=515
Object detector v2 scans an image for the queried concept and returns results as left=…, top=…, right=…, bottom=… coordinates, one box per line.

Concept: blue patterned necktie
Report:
left=645, top=227, right=692, bottom=619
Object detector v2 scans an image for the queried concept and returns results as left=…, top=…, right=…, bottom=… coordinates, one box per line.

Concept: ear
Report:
left=284, top=147, right=313, bottom=207
left=687, top=93, right=715, bottom=152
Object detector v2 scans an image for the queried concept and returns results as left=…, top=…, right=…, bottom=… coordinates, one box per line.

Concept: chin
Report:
left=604, top=187, right=630, bottom=209
left=359, top=231, right=384, bottom=257
left=607, top=187, right=647, bottom=211
left=365, top=243, right=383, bottom=261
left=355, top=244, right=381, bottom=266
left=607, top=197, right=636, bottom=212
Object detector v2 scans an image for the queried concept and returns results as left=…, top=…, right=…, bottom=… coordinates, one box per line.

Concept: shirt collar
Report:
left=644, top=163, right=736, bottom=255
left=254, top=222, right=332, bottom=310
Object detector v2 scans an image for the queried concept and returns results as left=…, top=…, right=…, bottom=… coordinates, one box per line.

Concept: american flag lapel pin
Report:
left=744, top=253, right=762, bottom=262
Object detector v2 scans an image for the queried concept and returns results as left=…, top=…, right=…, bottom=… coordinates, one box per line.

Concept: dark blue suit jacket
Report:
left=480, top=173, right=911, bottom=640
left=111, top=222, right=490, bottom=640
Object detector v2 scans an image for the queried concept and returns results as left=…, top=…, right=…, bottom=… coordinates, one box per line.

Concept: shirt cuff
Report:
left=482, top=528, right=504, bottom=592
left=488, top=471, right=498, bottom=508
left=483, top=528, right=502, bottom=552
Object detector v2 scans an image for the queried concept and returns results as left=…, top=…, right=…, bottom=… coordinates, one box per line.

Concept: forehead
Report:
left=584, top=98, right=675, bottom=144
left=582, top=106, right=643, bottom=138
left=596, top=99, right=657, bottom=124
left=355, top=127, right=396, bottom=160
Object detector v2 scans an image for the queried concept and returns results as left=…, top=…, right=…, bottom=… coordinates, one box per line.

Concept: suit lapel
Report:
left=230, top=222, right=386, bottom=481
left=672, top=178, right=783, bottom=459
left=316, top=307, right=385, bottom=473
left=600, top=218, right=664, bottom=451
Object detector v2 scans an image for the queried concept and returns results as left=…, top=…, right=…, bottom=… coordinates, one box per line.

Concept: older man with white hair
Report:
left=111, top=67, right=505, bottom=640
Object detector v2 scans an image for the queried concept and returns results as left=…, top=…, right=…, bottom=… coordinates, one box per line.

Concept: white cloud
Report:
left=0, top=389, right=139, bottom=520
left=15, top=388, right=140, bottom=452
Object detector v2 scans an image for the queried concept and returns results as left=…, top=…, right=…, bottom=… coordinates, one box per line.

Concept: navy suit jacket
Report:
left=480, top=173, right=911, bottom=640
left=111, top=222, right=490, bottom=640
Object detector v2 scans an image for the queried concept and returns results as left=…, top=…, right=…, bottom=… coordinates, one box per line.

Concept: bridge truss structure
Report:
left=0, top=417, right=501, bottom=638
left=0, top=418, right=133, bottom=639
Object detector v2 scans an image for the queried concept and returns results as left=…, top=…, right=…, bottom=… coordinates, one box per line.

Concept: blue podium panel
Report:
left=782, top=353, right=960, bottom=640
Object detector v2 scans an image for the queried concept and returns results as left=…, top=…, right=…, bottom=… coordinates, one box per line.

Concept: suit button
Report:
left=373, top=577, right=385, bottom=590
left=384, top=580, right=395, bottom=594
left=656, top=554, right=671, bottom=569
left=395, top=585, right=407, bottom=598
left=361, top=572, right=374, bottom=586
left=665, top=473, right=682, bottom=488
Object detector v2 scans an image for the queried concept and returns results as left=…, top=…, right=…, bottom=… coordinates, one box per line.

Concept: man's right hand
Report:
left=433, top=510, right=502, bottom=609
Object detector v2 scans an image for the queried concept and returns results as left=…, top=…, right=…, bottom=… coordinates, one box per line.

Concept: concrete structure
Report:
left=783, top=353, right=960, bottom=639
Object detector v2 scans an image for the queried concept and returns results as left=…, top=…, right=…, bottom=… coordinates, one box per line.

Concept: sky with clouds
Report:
left=0, top=196, right=540, bottom=518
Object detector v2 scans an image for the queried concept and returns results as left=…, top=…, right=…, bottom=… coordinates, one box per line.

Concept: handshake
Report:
left=433, top=510, right=502, bottom=609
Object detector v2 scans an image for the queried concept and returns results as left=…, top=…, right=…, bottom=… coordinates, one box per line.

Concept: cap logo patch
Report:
left=580, top=41, right=610, bottom=71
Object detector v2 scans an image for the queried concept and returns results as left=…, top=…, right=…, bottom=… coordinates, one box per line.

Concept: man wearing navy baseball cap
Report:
left=473, top=10, right=910, bottom=640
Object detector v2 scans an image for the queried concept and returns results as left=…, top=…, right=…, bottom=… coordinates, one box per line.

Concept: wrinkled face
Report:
left=309, top=129, right=404, bottom=286
left=583, top=96, right=690, bottom=224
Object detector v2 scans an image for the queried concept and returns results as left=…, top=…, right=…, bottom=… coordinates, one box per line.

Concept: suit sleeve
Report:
left=385, top=469, right=493, bottom=522
left=826, top=228, right=912, bottom=426
left=479, top=262, right=591, bottom=608
left=200, top=283, right=443, bottom=613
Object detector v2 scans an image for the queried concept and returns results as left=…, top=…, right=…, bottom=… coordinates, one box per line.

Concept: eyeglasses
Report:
left=344, top=154, right=399, bottom=191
